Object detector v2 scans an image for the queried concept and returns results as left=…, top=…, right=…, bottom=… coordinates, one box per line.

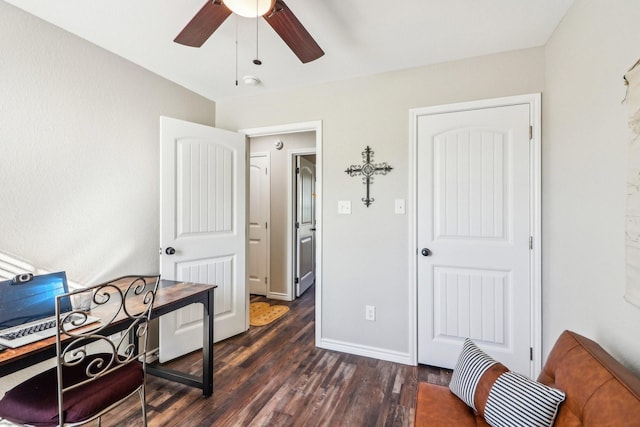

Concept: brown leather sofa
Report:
left=415, top=330, right=640, bottom=426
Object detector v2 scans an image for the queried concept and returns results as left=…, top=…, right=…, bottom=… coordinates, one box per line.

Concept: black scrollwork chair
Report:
left=0, top=275, right=160, bottom=426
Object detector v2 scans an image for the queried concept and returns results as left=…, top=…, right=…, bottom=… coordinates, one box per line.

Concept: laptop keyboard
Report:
left=0, top=315, right=80, bottom=341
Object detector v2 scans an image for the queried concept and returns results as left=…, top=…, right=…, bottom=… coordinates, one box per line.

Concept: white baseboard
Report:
left=146, top=346, right=160, bottom=363
left=318, top=338, right=415, bottom=366
left=266, top=291, right=292, bottom=301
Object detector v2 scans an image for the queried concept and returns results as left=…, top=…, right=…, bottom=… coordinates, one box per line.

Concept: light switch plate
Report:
left=395, top=199, right=406, bottom=214
left=338, top=200, right=351, bottom=214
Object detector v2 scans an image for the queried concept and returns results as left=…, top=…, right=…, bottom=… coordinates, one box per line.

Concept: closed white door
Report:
left=159, top=116, right=247, bottom=363
left=295, top=156, right=315, bottom=297
left=249, top=153, right=270, bottom=296
left=417, top=103, right=533, bottom=375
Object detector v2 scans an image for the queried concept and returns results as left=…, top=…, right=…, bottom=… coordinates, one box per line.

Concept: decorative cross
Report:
left=345, top=146, right=393, bottom=207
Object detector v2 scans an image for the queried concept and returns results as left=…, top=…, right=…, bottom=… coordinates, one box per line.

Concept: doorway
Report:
left=243, top=123, right=319, bottom=284
left=242, top=121, right=322, bottom=345
left=247, top=133, right=316, bottom=301
left=295, top=154, right=316, bottom=297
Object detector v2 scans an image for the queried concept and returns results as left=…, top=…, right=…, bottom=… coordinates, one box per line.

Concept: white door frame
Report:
left=240, top=121, right=323, bottom=346
left=408, top=94, right=542, bottom=374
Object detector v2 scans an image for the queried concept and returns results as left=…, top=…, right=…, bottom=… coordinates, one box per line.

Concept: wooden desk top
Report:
left=0, top=279, right=215, bottom=370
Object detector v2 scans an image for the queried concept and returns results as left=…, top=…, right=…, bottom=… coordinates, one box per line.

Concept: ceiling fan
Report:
left=174, top=0, right=324, bottom=64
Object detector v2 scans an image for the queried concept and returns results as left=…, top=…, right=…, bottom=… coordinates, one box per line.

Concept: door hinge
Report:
left=265, top=168, right=268, bottom=175
left=294, top=277, right=299, bottom=284
left=296, top=167, right=300, bottom=174
left=529, top=125, right=533, bottom=140
left=295, top=222, right=299, bottom=229
left=265, top=277, right=268, bottom=284
left=529, top=236, right=533, bottom=250
left=530, top=347, right=533, bottom=361
left=265, top=222, right=268, bottom=229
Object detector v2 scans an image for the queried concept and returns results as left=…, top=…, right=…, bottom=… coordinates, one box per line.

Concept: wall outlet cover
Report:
left=338, top=200, right=352, bottom=214
left=365, top=305, right=375, bottom=321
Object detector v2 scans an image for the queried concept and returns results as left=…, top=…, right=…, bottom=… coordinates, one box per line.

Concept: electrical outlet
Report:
left=365, top=305, right=376, bottom=321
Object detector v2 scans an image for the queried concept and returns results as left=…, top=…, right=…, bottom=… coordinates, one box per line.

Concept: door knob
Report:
left=165, top=247, right=176, bottom=255
left=421, top=248, right=432, bottom=257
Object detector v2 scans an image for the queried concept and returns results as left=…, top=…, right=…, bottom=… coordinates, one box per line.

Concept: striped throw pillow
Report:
left=449, top=338, right=497, bottom=411
left=484, top=371, right=565, bottom=427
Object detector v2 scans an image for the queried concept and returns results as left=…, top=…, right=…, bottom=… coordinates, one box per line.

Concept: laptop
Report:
left=0, top=271, right=99, bottom=348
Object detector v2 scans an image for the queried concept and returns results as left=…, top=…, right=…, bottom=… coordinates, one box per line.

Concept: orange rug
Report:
left=250, top=302, right=290, bottom=326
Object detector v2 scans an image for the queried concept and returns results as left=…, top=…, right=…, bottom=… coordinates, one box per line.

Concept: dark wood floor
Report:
left=102, top=286, right=452, bottom=426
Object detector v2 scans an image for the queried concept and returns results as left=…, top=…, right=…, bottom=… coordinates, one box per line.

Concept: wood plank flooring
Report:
left=101, top=286, right=452, bottom=426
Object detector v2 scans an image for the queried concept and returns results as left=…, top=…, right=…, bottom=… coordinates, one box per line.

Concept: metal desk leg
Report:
left=202, top=288, right=214, bottom=397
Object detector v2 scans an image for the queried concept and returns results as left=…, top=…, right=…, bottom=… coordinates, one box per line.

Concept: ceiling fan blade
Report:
left=263, top=0, right=324, bottom=63
left=174, top=0, right=232, bottom=47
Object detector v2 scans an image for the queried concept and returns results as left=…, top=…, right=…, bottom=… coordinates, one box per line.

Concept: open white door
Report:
left=295, top=156, right=316, bottom=297
left=159, top=116, right=247, bottom=363
left=416, top=101, right=534, bottom=375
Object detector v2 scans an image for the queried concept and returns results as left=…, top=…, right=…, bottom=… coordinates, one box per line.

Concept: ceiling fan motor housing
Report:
left=222, top=0, right=275, bottom=18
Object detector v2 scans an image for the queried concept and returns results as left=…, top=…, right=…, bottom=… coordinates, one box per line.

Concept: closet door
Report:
left=416, top=101, right=535, bottom=376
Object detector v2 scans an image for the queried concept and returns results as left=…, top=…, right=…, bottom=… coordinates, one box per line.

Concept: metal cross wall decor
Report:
left=345, top=146, right=393, bottom=207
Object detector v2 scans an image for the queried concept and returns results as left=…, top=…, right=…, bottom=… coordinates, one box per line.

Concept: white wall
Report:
left=0, top=1, right=215, bottom=285
left=217, top=48, right=545, bottom=361
left=544, top=0, right=640, bottom=372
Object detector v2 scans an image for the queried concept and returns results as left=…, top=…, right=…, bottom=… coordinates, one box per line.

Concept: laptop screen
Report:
left=0, top=271, right=72, bottom=330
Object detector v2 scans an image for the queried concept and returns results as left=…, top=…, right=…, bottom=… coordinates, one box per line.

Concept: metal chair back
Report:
left=55, top=275, right=160, bottom=426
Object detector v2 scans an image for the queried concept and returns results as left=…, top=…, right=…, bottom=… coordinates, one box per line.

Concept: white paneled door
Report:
left=249, top=153, right=270, bottom=296
left=295, top=156, right=316, bottom=297
left=417, top=101, right=534, bottom=375
left=159, top=117, right=247, bottom=363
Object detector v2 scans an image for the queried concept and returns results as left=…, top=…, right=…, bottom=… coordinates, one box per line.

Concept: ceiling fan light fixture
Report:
left=223, top=0, right=275, bottom=18
left=243, top=75, right=261, bottom=86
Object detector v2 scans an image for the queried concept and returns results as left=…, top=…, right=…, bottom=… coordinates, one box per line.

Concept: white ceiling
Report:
left=5, top=0, right=574, bottom=101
